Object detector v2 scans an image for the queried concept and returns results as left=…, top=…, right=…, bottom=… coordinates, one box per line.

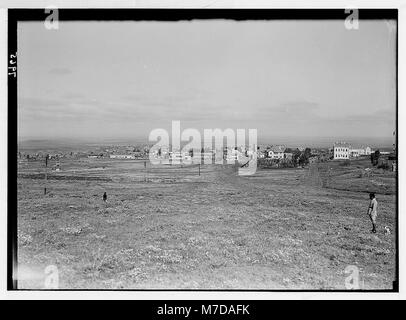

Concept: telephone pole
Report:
left=144, top=160, right=147, bottom=182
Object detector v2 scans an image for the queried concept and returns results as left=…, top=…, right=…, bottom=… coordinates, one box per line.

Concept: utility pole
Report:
left=144, top=160, right=147, bottom=182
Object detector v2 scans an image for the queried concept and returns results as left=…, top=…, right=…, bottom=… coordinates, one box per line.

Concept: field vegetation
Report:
left=17, top=157, right=397, bottom=289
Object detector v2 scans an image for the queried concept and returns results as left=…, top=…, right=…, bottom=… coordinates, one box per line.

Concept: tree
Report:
left=371, top=149, right=380, bottom=166
left=292, top=151, right=301, bottom=167
left=303, top=148, right=312, bottom=165
left=374, top=150, right=381, bottom=166
left=298, top=154, right=306, bottom=166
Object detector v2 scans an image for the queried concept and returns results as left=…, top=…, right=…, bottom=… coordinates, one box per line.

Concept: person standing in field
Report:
left=103, top=192, right=107, bottom=202
left=368, top=193, right=378, bottom=233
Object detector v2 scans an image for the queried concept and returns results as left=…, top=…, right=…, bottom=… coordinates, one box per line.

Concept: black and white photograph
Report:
left=3, top=4, right=402, bottom=296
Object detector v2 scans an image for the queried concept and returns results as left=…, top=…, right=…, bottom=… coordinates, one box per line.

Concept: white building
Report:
left=350, top=149, right=362, bottom=158
left=169, top=151, right=197, bottom=163
left=268, top=145, right=286, bottom=159
left=333, top=142, right=351, bottom=160
left=365, top=147, right=372, bottom=155
left=169, top=151, right=183, bottom=161
left=226, top=149, right=240, bottom=162
left=110, top=154, right=136, bottom=159
left=350, top=146, right=373, bottom=158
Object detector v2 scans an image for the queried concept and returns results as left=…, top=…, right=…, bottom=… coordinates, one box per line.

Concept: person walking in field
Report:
left=103, top=192, right=107, bottom=202
left=367, top=193, right=378, bottom=233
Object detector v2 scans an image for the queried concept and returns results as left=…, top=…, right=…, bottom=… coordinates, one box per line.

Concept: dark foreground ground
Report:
left=17, top=157, right=397, bottom=289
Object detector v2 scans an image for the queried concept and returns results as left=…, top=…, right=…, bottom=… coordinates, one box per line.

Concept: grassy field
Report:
left=16, top=157, right=397, bottom=289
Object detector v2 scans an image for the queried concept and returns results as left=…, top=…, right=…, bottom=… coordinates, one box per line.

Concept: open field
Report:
left=17, top=157, right=397, bottom=289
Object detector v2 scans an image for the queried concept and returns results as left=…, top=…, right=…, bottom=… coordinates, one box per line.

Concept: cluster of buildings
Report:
left=332, top=142, right=372, bottom=160
left=148, top=145, right=261, bottom=163
left=105, top=145, right=148, bottom=159
left=19, top=141, right=392, bottom=169
left=263, top=142, right=378, bottom=163
left=266, top=145, right=288, bottom=160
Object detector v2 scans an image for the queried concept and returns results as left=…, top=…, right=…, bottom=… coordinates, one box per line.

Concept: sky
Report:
left=18, top=19, right=397, bottom=145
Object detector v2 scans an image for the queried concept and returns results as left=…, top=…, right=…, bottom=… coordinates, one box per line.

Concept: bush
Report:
left=377, top=163, right=390, bottom=170
left=257, top=158, right=278, bottom=169
left=339, top=160, right=351, bottom=166
left=257, top=158, right=296, bottom=169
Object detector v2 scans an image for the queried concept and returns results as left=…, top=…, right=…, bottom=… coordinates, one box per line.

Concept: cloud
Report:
left=62, top=92, right=86, bottom=99
left=19, top=97, right=66, bottom=110
left=19, top=95, right=161, bottom=123
left=275, top=101, right=319, bottom=113
left=48, top=67, right=72, bottom=75
left=251, top=100, right=321, bottom=122
left=18, top=95, right=395, bottom=140
left=332, top=108, right=395, bottom=123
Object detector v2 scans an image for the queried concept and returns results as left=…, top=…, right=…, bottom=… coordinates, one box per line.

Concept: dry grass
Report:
left=16, top=158, right=396, bottom=289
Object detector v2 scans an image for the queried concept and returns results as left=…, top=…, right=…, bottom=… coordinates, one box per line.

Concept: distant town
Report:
left=17, top=140, right=397, bottom=172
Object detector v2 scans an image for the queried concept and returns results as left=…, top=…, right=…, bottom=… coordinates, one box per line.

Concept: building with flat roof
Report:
left=110, top=154, right=136, bottom=159
left=333, top=142, right=351, bottom=160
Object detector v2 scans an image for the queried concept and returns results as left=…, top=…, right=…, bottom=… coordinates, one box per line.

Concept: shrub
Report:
left=377, top=163, right=390, bottom=170
left=339, top=160, right=351, bottom=166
